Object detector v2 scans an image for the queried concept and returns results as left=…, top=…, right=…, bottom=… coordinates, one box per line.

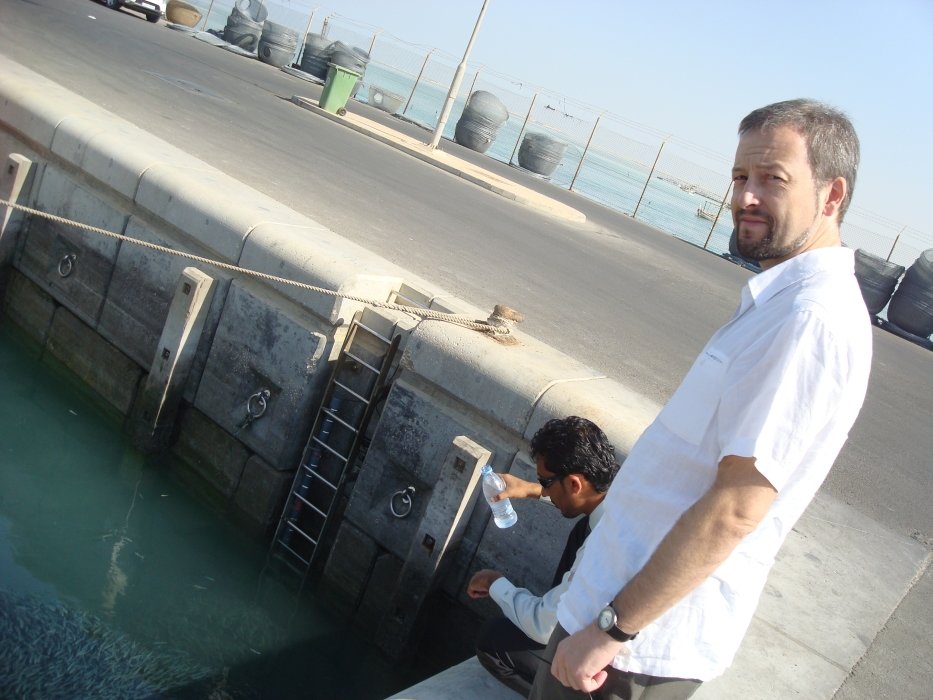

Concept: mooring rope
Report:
left=0, top=198, right=510, bottom=335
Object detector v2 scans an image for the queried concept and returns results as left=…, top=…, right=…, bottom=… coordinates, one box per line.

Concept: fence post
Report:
left=199, top=0, right=217, bottom=31
left=296, top=8, right=317, bottom=67
left=569, top=114, right=602, bottom=192
left=703, top=180, right=734, bottom=249
left=886, top=226, right=907, bottom=261
left=368, top=30, right=381, bottom=56
left=509, top=93, right=538, bottom=165
left=403, top=49, right=434, bottom=116
left=632, top=141, right=665, bottom=218
left=466, top=68, right=481, bottom=98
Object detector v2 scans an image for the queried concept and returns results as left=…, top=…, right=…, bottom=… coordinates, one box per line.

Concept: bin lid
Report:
left=327, top=62, right=362, bottom=78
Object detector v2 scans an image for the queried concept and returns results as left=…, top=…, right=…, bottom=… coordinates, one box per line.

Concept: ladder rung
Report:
left=354, top=321, right=393, bottom=345
left=303, top=465, right=338, bottom=490
left=270, top=550, right=307, bottom=576
left=321, top=407, right=360, bottom=434
left=292, top=491, right=330, bottom=520
left=333, top=380, right=370, bottom=405
left=343, top=350, right=381, bottom=375
left=311, top=437, right=349, bottom=463
left=391, top=292, right=428, bottom=310
left=283, top=521, right=318, bottom=548
left=276, top=536, right=313, bottom=565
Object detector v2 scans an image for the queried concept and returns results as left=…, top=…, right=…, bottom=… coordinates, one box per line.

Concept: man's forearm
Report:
left=612, top=455, right=776, bottom=632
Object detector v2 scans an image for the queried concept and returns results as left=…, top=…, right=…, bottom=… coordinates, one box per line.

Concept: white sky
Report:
left=292, top=0, right=932, bottom=236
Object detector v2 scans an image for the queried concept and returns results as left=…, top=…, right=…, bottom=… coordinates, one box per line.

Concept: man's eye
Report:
left=732, top=175, right=747, bottom=183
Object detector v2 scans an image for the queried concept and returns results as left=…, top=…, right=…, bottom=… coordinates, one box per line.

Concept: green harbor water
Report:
left=0, top=321, right=420, bottom=699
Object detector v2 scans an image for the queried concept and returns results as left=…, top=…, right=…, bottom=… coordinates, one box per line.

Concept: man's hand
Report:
left=489, top=472, right=543, bottom=502
left=467, top=569, right=504, bottom=599
left=550, top=623, right=623, bottom=692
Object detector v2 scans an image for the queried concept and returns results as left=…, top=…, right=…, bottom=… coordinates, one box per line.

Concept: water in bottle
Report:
left=481, top=465, right=518, bottom=528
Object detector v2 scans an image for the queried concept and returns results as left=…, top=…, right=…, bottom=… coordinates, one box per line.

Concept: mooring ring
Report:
left=58, top=253, right=76, bottom=278
left=389, top=486, right=415, bottom=519
left=246, top=389, right=270, bottom=420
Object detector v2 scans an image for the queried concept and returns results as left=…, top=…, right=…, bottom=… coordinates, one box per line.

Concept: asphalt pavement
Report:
left=1, top=1, right=930, bottom=697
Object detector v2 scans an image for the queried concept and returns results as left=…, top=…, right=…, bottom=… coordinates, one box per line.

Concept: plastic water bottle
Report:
left=481, top=465, right=518, bottom=528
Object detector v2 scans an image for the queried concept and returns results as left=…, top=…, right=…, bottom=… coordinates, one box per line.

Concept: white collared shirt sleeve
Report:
left=488, top=508, right=601, bottom=645
left=488, top=571, right=569, bottom=645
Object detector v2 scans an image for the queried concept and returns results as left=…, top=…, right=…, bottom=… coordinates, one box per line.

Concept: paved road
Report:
left=2, top=7, right=931, bottom=696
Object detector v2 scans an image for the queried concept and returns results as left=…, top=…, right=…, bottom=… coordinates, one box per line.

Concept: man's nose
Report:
left=734, top=181, right=761, bottom=210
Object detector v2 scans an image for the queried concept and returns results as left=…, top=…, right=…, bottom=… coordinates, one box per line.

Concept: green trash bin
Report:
left=319, top=63, right=362, bottom=114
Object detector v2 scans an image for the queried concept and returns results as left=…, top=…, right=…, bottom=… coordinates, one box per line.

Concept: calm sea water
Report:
left=0, top=323, right=420, bottom=699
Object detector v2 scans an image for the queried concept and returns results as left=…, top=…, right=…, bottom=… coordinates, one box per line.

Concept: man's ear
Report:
left=565, top=474, right=586, bottom=495
left=822, top=176, right=847, bottom=218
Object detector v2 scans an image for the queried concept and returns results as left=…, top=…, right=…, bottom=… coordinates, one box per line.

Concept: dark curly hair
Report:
left=530, top=416, right=620, bottom=493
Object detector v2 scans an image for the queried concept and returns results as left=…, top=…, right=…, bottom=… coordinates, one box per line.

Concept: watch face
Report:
left=597, top=606, right=615, bottom=631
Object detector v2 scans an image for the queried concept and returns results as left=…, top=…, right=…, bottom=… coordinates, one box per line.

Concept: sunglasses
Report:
left=537, top=474, right=564, bottom=489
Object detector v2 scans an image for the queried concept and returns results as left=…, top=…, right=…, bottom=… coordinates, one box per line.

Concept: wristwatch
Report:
left=596, top=603, right=638, bottom=642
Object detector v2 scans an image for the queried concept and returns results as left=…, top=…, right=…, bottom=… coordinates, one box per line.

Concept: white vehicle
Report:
left=103, top=0, right=164, bottom=23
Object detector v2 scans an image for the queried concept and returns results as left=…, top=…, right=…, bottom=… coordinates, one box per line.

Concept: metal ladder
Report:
left=265, top=313, right=401, bottom=592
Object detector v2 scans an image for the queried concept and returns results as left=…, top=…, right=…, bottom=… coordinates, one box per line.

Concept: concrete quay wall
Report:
left=0, top=59, right=660, bottom=658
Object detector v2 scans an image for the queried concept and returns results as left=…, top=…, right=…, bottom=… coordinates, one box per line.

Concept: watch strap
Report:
left=600, top=604, right=638, bottom=642
left=604, top=620, right=637, bottom=643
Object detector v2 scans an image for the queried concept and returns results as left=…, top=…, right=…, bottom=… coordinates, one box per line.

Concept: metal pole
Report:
left=428, top=0, right=491, bottom=150
left=199, top=0, right=217, bottom=31
left=703, top=180, right=734, bottom=249
left=632, top=141, right=665, bottom=218
left=466, top=67, right=481, bottom=101
left=321, top=14, right=331, bottom=39
left=368, top=30, right=381, bottom=56
left=296, top=8, right=318, bottom=68
left=509, top=92, right=538, bottom=165
left=403, top=49, right=434, bottom=116
left=886, top=225, right=907, bottom=261
left=569, top=114, right=602, bottom=191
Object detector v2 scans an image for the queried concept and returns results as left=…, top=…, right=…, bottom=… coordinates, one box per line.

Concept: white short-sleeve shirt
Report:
left=557, top=247, right=873, bottom=681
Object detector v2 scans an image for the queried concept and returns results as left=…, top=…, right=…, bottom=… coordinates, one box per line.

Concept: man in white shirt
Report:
left=466, top=416, right=620, bottom=696
left=532, top=99, right=873, bottom=699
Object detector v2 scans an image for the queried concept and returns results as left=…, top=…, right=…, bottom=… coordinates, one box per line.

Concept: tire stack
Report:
left=299, top=34, right=332, bottom=79
left=368, top=85, right=405, bottom=114
left=454, top=91, right=509, bottom=153
left=517, top=132, right=568, bottom=177
left=887, top=249, right=933, bottom=338
left=258, top=21, right=299, bottom=68
left=224, top=0, right=266, bottom=53
left=165, top=0, right=201, bottom=27
left=854, top=249, right=904, bottom=316
left=327, top=41, right=370, bottom=97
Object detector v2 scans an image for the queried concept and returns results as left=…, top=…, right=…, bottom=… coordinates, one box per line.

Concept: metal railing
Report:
left=185, top=1, right=929, bottom=269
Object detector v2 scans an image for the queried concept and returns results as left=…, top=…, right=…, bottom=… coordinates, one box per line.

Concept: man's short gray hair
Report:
left=739, top=99, right=860, bottom=222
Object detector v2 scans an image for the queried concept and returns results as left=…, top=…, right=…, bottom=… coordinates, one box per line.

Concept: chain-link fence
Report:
left=180, top=2, right=929, bottom=267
